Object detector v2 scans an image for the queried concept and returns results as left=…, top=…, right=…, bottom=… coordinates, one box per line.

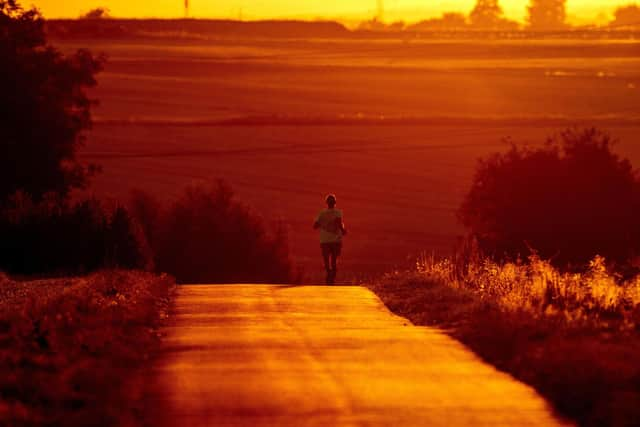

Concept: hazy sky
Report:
left=28, top=1, right=625, bottom=24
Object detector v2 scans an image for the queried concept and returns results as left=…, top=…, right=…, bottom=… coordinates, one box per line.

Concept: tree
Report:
left=612, top=4, right=640, bottom=28
left=80, top=7, right=110, bottom=19
left=132, top=181, right=296, bottom=283
left=0, top=1, right=104, bottom=202
left=107, top=205, right=151, bottom=270
left=470, top=0, right=503, bottom=28
left=527, top=0, right=567, bottom=30
left=0, top=194, right=150, bottom=274
left=458, top=129, right=640, bottom=267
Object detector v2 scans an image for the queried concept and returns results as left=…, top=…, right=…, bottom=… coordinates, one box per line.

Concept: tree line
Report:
left=0, top=0, right=297, bottom=282
left=375, top=1, right=640, bottom=32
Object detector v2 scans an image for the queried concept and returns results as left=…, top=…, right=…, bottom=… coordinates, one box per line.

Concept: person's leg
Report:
left=326, top=252, right=335, bottom=285
left=321, top=244, right=331, bottom=284
left=329, top=242, right=341, bottom=284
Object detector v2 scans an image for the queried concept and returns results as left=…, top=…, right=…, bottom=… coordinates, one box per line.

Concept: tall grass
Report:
left=417, top=253, right=640, bottom=330
left=371, top=254, right=640, bottom=426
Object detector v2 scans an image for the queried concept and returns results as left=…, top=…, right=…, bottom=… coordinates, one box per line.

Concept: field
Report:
left=52, top=37, right=640, bottom=279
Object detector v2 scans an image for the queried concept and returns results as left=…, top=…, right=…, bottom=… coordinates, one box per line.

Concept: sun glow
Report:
left=30, top=0, right=627, bottom=25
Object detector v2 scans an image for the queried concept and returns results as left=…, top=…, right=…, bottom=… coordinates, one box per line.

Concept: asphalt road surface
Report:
left=143, top=285, right=570, bottom=426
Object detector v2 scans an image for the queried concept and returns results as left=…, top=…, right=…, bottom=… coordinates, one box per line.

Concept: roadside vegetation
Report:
left=371, top=255, right=640, bottom=427
left=1, top=3, right=296, bottom=426
left=0, top=5, right=177, bottom=426
left=0, top=193, right=151, bottom=275
left=0, top=181, right=298, bottom=283
left=0, top=270, right=175, bottom=426
left=373, top=128, right=640, bottom=427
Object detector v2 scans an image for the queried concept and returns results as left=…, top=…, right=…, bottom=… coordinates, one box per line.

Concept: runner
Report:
left=313, top=194, right=347, bottom=284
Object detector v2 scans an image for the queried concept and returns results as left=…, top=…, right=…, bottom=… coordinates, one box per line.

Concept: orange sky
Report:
left=28, top=1, right=624, bottom=25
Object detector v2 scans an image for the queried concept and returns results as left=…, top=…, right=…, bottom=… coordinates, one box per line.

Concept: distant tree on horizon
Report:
left=612, top=4, right=640, bottom=27
left=527, top=0, right=567, bottom=30
left=469, top=0, right=503, bottom=28
left=469, top=0, right=519, bottom=30
left=0, top=0, right=104, bottom=202
left=80, top=7, right=111, bottom=19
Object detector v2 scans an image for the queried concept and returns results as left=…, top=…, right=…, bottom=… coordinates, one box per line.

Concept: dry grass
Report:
left=370, top=255, right=640, bottom=427
left=0, top=270, right=175, bottom=426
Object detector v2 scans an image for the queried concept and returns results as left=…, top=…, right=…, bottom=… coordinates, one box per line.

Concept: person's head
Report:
left=325, top=194, right=337, bottom=208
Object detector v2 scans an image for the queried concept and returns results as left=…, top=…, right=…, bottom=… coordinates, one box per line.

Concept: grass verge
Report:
left=369, top=256, right=640, bottom=427
left=0, top=270, right=175, bottom=426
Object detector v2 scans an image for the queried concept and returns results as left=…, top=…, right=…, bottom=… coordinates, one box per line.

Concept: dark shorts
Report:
left=321, top=242, right=342, bottom=258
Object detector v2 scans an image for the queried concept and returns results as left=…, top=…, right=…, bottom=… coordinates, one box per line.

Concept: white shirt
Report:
left=315, top=208, right=343, bottom=243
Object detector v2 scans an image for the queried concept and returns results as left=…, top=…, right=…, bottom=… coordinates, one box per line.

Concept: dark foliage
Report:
left=0, top=192, right=151, bottom=275
left=0, top=0, right=104, bottom=202
left=459, top=128, right=640, bottom=266
left=470, top=0, right=503, bottom=27
left=468, top=0, right=519, bottom=30
left=130, top=181, right=296, bottom=284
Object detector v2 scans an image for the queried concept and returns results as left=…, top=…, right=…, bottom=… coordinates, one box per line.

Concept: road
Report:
left=143, top=285, right=570, bottom=426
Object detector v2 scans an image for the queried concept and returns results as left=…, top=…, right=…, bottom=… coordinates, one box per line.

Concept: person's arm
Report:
left=335, top=217, right=347, bottom=235
left=313, top=220, right=320, bottom=230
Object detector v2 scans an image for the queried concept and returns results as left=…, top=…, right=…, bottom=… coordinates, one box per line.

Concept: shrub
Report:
left=131, top=181, right=296, bottom=283
left=459, top=128, right=640, bottom=267
left=0, top=192, right=151, bottom=275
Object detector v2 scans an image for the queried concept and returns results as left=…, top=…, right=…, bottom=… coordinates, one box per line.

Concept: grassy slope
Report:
left=369, top=260, right=640, bottom=427
left=0, top=270, right=175, bottom=426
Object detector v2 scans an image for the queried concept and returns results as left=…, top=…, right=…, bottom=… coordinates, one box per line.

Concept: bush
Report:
left=0, top=192, right=151, bottom=275
left=459, top=128, right=640, bottom=267
left=130, top=181, right=296, bottom=283
left=0, top=270, right=175, bottom=426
